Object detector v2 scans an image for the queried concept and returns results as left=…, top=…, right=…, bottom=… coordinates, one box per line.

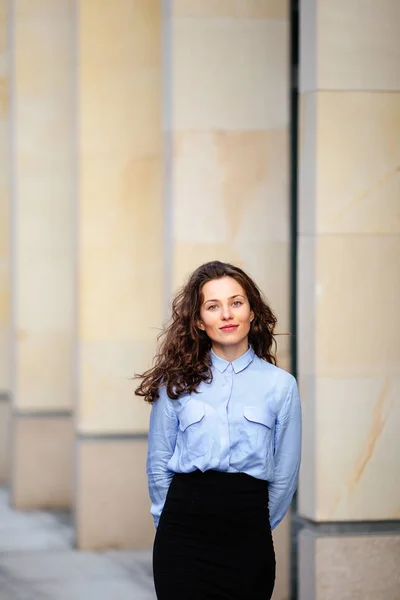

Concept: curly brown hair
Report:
left=135, top=261, right=278, bottom=403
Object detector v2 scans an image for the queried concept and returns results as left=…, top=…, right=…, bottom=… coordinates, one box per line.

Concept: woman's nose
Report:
left=221, top=306, right=233, bottom=320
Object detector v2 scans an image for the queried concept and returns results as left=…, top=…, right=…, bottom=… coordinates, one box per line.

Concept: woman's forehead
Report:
left=201, top=277, right=246, bottom=300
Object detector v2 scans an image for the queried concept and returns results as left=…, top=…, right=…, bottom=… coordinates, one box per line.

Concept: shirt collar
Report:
left=211, top=346, right=255, bottom=374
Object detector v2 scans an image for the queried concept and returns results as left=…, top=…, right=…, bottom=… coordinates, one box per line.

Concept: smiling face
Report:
left=198, top=276, right=254, bottom=361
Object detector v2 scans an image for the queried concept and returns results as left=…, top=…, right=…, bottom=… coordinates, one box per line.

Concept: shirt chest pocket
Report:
left=178, top=401, right=208, bottom=458
left=241, top=405, right=275, bottom=452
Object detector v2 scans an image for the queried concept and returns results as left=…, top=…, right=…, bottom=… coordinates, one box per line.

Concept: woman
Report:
left=136, top=261, right=301, bottom=600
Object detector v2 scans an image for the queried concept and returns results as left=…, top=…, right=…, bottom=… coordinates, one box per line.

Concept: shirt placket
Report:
left=219, top=363, right=234, bottom=470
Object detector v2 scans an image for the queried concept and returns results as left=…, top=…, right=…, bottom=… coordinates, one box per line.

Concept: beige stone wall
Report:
left=11, top=0, right=75, bottom=413
left=74, top=0, right=163, bottom=549
left=298, top=0, right=400, bottom=525
left=298, top=1, right=400, bottom=597
left=76, top=0, right=163, bottom=436
left=0, top=0, right=10, bottom=483
left=9, top=0, right=75, bottom=508
left=299, top=529, right=400, bottom=600
left=168, top=0, right=291, bottom=370
left=0, top=0, right=9, bottom=396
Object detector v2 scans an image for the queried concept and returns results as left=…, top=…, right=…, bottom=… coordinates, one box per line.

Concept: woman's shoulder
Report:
left=151, top=385, right=181, bottom=419
left=154, top=385, right=175, bottom=406
left=253, top=356, right=297, bottom=390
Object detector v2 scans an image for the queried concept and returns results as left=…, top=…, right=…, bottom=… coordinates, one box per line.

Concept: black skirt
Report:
left=153, top=470, right=276, bottom=600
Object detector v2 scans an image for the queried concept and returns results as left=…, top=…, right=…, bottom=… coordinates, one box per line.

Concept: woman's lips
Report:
left=219, top=325, right=239, bottom=332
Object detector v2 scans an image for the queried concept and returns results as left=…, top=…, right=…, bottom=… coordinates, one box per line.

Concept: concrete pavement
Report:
left=0, top=487, right=156, bottom=600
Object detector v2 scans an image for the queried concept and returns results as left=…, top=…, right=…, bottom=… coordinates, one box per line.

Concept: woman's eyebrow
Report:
left=204, top=294, right=244, bottom=304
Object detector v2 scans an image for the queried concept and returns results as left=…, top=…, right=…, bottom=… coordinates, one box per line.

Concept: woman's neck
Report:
left=211, top=340, right=249, bottom=363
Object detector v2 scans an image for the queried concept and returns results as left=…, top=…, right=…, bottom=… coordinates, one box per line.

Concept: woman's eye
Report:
left=208, top=305, right=217, bottom=311
left=233, top=300, right=242, bottom=307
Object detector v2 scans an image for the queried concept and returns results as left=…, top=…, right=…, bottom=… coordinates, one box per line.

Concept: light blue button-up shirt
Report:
left=146, top=346, right=302, bottom=530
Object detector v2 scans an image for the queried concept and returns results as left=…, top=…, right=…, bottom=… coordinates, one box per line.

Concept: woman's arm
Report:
left=146, top=387, right=179, bottom=528
left=268, top=377, right=302, bottom=530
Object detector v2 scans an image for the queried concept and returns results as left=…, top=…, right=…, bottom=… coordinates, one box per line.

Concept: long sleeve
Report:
left=268, top=377, right=302, bottom=530
left=146, top=387, right=179, bottom=528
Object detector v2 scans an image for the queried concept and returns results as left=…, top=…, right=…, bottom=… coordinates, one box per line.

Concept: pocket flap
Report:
left=179, top=401, right=205, bottom=432
left=243, top=406, right=275, bottom=428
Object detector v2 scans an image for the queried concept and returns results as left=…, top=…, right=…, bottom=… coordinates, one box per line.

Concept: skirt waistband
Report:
left=168, top=470, right=269, bottom=514
left=173, top=469, right=268, bottom=491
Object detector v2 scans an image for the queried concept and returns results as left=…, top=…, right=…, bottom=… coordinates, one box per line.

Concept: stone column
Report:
left=9, top=0, right=75, bottom=508
left=74, top=0, right=163, bottom=550
left=0, top=0, right=10, bottom=484
left=164, top=2, right=292, bottom=597
left=298, top=1, right=400, bottom=597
